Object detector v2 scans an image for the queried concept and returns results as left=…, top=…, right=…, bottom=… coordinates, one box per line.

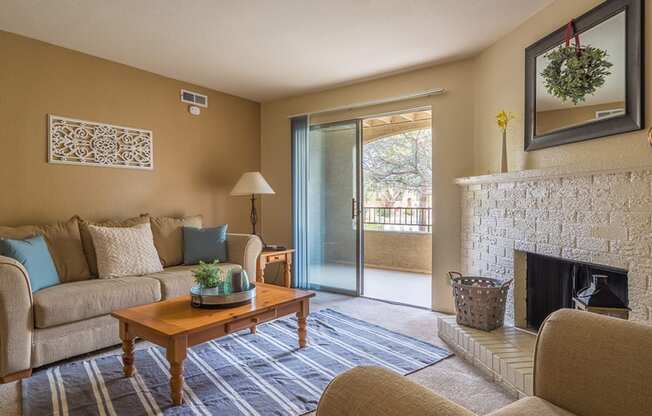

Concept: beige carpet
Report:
left=0, top=291, right=514, bottom=416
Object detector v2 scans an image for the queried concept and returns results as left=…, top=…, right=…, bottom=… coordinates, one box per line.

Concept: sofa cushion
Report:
left=0, top=217, right=90, bottom=282
left=76, top=214, right=150, bottom=276
left=88, top=223, right=163, bottom=278
left=146, top=264, right=241, bottom=299
left=183, top=225, right=228, bottom=265
left=150, top=215, right=203, bottom=268
left=488, top=397, right=576, bottom=416
left=0, top=235, right=60, bottom=292
left=33, top=276, right=161, bottom=328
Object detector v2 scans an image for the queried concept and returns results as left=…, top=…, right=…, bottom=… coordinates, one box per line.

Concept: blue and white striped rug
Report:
left=23, top=309, right=451, bottom=416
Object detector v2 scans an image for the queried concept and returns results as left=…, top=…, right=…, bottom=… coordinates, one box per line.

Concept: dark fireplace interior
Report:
left=526, top=253, right=628, bottom=330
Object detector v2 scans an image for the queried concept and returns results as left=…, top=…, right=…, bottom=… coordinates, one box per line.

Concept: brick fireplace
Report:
left=457, top=167, right=652, bottom=326
left=437, top=167, right=652, bottom=397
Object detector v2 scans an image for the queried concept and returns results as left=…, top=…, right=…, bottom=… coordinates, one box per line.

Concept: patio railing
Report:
left=363, top=206, right=432, bottom=232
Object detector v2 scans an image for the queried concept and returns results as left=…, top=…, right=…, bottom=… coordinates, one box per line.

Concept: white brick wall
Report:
left=459, top=170, right=652, bottom=324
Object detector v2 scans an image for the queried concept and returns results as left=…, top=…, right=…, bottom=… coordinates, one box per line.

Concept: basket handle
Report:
left=448, top=271, right=463, bottom=284
left=499, top=278, right=514, bottom=288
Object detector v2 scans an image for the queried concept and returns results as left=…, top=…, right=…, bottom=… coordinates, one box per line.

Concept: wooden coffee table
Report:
left=111, top=283, right=315, bottom=405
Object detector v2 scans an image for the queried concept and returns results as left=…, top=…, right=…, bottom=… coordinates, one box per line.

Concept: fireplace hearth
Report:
left=526, top=253, right=628, bottom=330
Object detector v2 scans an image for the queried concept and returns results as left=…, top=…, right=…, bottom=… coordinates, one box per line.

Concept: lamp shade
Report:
left=230, top=172, right=275, bottom=196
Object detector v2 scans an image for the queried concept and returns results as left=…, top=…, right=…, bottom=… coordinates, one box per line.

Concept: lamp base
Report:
left=249, top=194, right=272, bottom=248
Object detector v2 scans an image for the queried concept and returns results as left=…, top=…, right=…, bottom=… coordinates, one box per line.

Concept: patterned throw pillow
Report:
left=88, top=223, right=163, bottom=279
left=75, top=214, right=150, bottom=277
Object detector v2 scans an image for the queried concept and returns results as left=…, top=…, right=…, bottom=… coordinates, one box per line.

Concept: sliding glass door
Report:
left=306, top=120, right=362, bottom=295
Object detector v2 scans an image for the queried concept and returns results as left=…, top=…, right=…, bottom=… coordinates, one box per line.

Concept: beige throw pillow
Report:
left=76, top=214, right=150, bottom=276
left=0, top=217, right=90, bottom=282
left=88, top=223, right=163, bottom=279
left=150, top=215, right=203, bottom=267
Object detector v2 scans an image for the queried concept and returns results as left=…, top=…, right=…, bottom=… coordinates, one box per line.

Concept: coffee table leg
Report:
left=297, top=315, right=307, bottom=347
left=119, top=322, right=135, bottom=377
left=297, top=299, right=309, bottom=348
left=167, top=336, right=188, bottom=406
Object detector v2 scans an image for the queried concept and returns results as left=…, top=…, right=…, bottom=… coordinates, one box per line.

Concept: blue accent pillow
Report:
left=0, top=235, right=60, bottom=292
left=183, top=225, right=228, bottom=265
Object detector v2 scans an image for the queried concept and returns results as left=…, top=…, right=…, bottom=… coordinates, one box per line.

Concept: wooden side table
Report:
left=257, top=249, right=294, bottom=288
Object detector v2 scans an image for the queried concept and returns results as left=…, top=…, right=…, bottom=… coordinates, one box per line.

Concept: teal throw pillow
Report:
left=183, top=225, right=228, bottom=265
left=0, top=235, right=60, bottom=292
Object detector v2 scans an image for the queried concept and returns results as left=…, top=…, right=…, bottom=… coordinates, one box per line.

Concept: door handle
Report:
left=351, top=198, right=356, bottom=220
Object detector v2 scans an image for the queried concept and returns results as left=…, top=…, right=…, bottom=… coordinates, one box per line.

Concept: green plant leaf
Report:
left=192, top=260, right=224, bottom=289
left=541, top=45, right=612, bottom=105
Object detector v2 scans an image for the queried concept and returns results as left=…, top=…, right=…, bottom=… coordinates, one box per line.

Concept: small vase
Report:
left=500, top=130, right=508, bottom=173
left=220, top=280, right=232, bottom=296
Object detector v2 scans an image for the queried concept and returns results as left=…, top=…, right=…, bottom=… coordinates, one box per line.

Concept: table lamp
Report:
left=230, top=172, right=275, bottom=237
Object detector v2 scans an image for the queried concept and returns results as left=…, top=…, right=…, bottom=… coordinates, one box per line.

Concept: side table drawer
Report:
left=267, top=254, right=285, bottom=263
left=226, top=308, right=277, bottom=333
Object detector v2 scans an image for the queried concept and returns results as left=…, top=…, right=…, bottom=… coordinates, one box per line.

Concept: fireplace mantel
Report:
left=456, top=165, right=652, bottom=325
left=456, top=164, right=652, bottom=186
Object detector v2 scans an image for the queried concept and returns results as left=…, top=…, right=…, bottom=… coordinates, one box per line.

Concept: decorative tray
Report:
left=190, top=284, right=256, bottom=309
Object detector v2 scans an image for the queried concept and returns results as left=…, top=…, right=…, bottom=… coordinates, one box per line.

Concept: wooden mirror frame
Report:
left=524, top=0, right=643, bottom=151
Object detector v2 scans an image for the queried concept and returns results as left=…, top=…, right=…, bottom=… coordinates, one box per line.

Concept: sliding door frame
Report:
left=305, top=118, right=364, bottom=297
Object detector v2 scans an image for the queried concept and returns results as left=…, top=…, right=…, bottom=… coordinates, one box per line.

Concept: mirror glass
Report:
left=535, top=11, right=626, bottom=135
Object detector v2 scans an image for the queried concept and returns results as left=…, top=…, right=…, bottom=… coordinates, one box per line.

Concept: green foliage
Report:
left=541, top=45, right=612, bottom=105
left=192, top=260, right=224, bottom=289
left=363, top=129, right=431, bottom=205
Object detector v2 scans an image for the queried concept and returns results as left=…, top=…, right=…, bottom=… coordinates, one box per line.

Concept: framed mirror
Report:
left=525, top=0, right=643, bottom=151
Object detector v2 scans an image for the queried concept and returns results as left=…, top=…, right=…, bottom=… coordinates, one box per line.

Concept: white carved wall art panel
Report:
left=48, top=115, right=153, bottom=170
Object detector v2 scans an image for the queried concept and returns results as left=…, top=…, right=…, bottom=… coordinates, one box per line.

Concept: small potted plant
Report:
left=190, top=261, right=257, bottom=308
left=192, top=260, right=228, bottom=295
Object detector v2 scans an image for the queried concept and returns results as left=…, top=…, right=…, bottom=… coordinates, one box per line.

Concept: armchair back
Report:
left=534, top=309, right=652, bottom=416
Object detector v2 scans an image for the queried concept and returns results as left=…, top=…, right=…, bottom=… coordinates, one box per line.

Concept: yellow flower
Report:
left=496, top=110, right=515, bottom=133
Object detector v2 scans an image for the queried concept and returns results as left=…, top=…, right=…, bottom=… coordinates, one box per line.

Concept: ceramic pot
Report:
left=230, top=270, right=250, bottom=293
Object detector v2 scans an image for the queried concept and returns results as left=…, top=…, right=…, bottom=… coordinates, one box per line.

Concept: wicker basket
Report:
left=449, top=271, right=512, bottom=331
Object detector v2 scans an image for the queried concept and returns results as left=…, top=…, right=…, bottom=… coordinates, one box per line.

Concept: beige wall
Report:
left=0, top=30, right=260, bottom=231
left=261, top=59, right=476, bottom=312
left=473, top=0, right=652, bottom=175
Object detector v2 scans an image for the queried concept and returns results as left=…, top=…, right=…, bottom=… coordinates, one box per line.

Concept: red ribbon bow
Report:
left=564, top=21, right=581, bottom=51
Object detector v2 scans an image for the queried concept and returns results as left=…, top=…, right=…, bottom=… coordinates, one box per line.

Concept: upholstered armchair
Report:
left=317, top=309, right=652, bottom=416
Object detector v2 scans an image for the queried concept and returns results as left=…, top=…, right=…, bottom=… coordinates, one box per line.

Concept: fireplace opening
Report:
left=526, top=253, right=628, bottom=330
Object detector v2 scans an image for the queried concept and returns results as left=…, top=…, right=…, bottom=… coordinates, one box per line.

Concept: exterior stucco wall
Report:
left=364, top=231, right=432, bottom=273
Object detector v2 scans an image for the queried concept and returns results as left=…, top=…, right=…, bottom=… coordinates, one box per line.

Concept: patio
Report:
left=309, top=262, right=432, bottom=309
left=363, top=267, right=431, bottom=309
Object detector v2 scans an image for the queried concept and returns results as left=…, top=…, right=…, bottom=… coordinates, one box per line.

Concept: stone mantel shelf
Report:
left=455, top=164, right=652, bottom=186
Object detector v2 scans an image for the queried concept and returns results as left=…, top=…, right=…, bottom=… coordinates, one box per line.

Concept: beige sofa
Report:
left=0, top=216, right=263, bottom=383
left=317, top=309, right=652, bottom=416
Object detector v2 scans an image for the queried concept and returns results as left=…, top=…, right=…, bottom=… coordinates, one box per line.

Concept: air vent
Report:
left=180, top=89, right=208, bottom=108
left=595, top=108, right=624, bottom=119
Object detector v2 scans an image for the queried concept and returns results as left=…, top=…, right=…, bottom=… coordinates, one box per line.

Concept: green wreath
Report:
left=541, top=45, right=613, bottom=105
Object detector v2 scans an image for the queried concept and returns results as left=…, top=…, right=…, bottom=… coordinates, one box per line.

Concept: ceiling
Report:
left=0, top=0, right=553, bottom=102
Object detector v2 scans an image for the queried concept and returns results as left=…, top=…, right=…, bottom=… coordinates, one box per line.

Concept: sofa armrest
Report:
left=316, top=366, right=475, bottom=416
left=226, top=233, right=263, bottom=282
left=0, top=255, right=33, bottom=380
left=534, top=309, right=652, bottom=416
